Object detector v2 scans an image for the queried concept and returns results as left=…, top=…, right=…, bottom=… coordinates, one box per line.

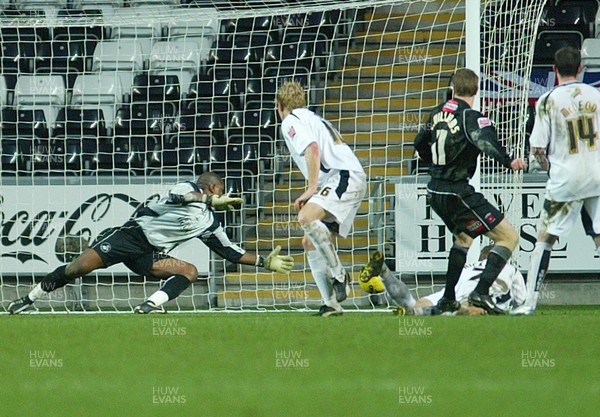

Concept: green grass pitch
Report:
left=2, top=306, right=600, bottom=417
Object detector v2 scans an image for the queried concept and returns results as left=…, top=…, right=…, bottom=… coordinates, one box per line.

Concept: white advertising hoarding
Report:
left=0, top=183, right=210, bottom=275
left=395, top=179, right=599, bottom=273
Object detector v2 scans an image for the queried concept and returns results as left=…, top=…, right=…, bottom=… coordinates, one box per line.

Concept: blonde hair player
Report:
left=277, top=81, right=367, bottom=316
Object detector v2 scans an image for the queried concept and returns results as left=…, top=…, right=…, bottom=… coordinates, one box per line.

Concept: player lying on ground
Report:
left=513, top=47, right=600, bottom=315
left=8, top=172, right=294, bottom=314
left=414, top=68, right=527, bottom=315
left=277, top=81, right=367, bottom=317
left=359, top=247, right=526, bottom=315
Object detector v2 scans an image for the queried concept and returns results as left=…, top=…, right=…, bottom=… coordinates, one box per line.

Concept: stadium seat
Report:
left=14, top=75, right=65, bottom=137
left=71, top=74, right=123, bottom=132
left=0, top=32, right=44, bottom=74
left=150, top=39, right=210, bottom=96
left=0, top=75, right=6, bottom=110
left=582, top=38, right=600, bottom=70
left=110, top=136, right=146, bottom=174
left=0, top=138, right=20, bottom=174
left=54, top=107, right=108, bottom=139
left=0, top=41, right=21, bottom=74
left=76, top=0, right=125, bottom=19
left=128, top=101, right=177, bottom=136
left=167, top=10, right=219, bottom=40
left=540, top=0, right=597, bottom=39
left=109, top=6, right=164, bottom=39
left=92, top=40, right=145, bottom=96
left=54, top=11, right=105, bottom=41
left=166, top=133, right=208, bottom=174
left=223, top=16, right=272, bottom=34
left=13, top=0, right=68, bottom=13
left=178, top=99, right=227, bottom=145
left=19, top=138, right=48, bottom=172
left=533, top=31, right=583, bottom=66
left=132, top=73, right=181, bottom=103
left=129, top=0, right=179, bottom=5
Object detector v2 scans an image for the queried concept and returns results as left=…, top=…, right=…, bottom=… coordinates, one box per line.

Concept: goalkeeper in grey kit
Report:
left=8, top=172, right=295, bottom=314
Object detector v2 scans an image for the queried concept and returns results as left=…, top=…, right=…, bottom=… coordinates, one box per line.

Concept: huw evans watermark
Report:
left=152, top=318, right=187, bottom=336
left=275, top=350, right=310, bottom=368
left=152, top=386, right=187, bottom=405
left=399, top=318, right=432, bottom=337
left=399, top=386, right=433, bottom=405
left=521, top=350, right=556, bottom=369
left=30, top=350, right=63, bottom=368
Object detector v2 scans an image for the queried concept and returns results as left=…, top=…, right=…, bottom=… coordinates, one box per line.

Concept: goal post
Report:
left=0, top=0, right=546, bottom=313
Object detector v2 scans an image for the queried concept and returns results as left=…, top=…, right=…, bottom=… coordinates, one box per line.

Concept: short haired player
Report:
left=359, top=247, right=526, bottom=316
left=414, top=68, right=527, bottom=315
left=277, top=81, right=367, bottom=316
left=512, top=47, right=600, bottom=315
left=8, top=172, right=294, bottom=314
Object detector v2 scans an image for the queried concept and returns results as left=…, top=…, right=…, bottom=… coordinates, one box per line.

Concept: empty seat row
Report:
left=0, top=136, right=262, bottom=177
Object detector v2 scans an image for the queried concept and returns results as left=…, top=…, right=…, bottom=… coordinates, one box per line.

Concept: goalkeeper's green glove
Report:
left=261, top=246, right=295, bottom=274
left=203, top=194, right=244, bottom=211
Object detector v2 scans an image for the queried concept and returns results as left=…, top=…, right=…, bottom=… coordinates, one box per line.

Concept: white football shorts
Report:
left=309, top=170, right=367, bottom=238
left=539, top=193, right=600, bottom=238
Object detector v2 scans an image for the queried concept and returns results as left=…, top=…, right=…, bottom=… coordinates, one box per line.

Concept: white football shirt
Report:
left=530, top=81, right=600, bottom=201
left=426, top=260, right=527, bottom=311
left=134, top=182, right=243, bottom=257
left=280, top=108, right=365, bottom=187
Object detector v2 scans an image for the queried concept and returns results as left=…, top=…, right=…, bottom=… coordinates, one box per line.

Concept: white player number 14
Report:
left=432, top=130, right=448, bottom=165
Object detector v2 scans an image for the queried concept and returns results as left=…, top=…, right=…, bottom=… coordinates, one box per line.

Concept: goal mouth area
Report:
left=0, top=0, right=546, bottom=313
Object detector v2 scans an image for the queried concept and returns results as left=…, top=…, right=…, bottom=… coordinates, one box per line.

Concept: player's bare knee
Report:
left=183, top=264, right=198, bottom=282
left=302, top=235, right=315, bottom=250
left=453, top=233, right=472, bottom=248
left=297, top=211, right=314, bottom=226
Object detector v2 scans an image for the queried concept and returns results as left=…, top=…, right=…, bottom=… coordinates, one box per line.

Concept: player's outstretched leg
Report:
left=8, top=249, right=103, bottom=314
left=359, top=251, right=418, bottom=314
left=301, top=220, right=349, bottom=302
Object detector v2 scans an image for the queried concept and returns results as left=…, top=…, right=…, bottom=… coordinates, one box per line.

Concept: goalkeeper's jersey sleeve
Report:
left=133, top=181, right=245, bottom=261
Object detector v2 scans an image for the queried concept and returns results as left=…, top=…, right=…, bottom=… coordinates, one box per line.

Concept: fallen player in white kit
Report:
left=359, top=246, right=526, bottom=315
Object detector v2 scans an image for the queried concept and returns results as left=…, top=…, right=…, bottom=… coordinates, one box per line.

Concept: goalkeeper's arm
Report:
left=170, top=191, right=243, bottom=211
left=201, top=228, right=294, bottom=274
left=237, top=246, right=295, bottom=274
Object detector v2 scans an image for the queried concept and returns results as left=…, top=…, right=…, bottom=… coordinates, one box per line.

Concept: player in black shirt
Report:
left=414, top=68, right=527, bottom=314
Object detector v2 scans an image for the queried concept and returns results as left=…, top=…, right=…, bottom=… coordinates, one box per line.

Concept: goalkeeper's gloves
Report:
left=258, top=245, right=295, bottom=274
left=202, top=194, right=244, bottom=211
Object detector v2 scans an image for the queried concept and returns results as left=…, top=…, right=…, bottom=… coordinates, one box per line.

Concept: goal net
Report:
left=0, top=0, right=546, bottom=313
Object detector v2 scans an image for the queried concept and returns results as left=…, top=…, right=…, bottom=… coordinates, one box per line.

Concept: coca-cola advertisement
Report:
left=0, top=184, right=210, bottom=275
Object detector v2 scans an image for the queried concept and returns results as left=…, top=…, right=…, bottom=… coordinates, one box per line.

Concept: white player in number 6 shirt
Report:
left=277, top=81, right=367, bottom=316
left=514, top=46, right=600, bottom=315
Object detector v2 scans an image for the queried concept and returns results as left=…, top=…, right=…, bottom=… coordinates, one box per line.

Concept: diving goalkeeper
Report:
left=359, top=247, right=526, bottom=315
left=8, top=172, right=295, bottom=314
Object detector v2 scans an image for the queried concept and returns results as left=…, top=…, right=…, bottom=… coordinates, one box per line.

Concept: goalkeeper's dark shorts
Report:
left=426, top=179, right=504, bottom=238
left=91, top=220, right=172, bottom=277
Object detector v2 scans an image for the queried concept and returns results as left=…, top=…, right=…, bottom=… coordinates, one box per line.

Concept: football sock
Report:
left=380, top=263, right=416, bottom=309
left=29, top=265, right=70, bottom=301
left=525, top=242, right=553, bottom=308
left=307, top=251, right=340, bottom=309
left=442, top=245, right=468, bottom=300
left=302, top=220, right=345, bottom=282
left=148, top=275, right=190, bottom=306
left=475, top=245, right=512, bottom=294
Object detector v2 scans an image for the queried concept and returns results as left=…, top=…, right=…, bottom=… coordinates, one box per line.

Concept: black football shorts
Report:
left=427, top=180, right=504, bottom=238
left=91, top=220, right=172, bottom=277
